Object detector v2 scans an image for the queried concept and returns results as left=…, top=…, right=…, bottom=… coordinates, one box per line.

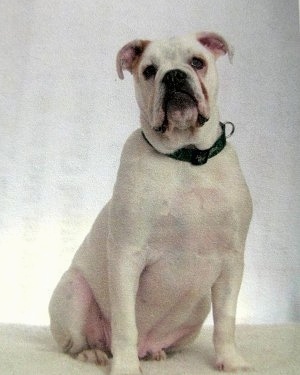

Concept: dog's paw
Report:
left=151, top=349, right=167, bottom=361
left=76, top=348, right=109, bottom=366
left=216, top=353, right=253, bottom=372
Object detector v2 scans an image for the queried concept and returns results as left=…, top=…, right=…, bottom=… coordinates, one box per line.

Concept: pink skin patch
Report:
left=137, top=325, right=198, bottom=359
left=84, top=300, right=112, bottom=353
left=70, top=271, right=112, bottom=354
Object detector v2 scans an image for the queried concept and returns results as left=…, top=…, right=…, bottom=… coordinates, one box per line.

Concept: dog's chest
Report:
left=146, top=168, right=236, bottom=257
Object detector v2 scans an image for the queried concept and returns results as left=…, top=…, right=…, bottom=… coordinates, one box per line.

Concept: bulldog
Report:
left=49, top=31, right=253, bottom=374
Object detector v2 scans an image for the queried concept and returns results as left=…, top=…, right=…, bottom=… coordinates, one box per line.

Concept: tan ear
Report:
left=116, top=39, right=151, bottom=79
left=197, top=32, right=234, bottom=63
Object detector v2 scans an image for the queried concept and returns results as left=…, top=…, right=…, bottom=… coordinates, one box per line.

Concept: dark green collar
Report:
left=142, top=122, right=234, bottom=166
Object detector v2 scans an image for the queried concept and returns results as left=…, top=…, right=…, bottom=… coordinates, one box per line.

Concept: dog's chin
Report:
left=166, top=106, right=198, bottom=130
left=154, top=92, right=208, bottom=133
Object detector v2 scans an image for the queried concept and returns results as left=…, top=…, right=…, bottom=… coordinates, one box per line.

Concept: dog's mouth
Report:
left=155, top=90, right=208, bottom=133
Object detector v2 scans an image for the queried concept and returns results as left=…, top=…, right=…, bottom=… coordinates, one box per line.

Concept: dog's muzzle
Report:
left=155, top=69, right=208, bottom=133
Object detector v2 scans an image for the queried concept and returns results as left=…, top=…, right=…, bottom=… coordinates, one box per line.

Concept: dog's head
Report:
left=117, top=32, right=232, bottom=140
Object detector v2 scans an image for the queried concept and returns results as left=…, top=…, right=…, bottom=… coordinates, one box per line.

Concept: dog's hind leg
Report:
left=49, top=268, right=91, bottom=354
left=49, top=268, right=110, bottom=365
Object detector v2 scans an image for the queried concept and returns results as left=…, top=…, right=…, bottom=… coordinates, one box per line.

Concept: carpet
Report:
left=0, top=324, right=299, bottom=374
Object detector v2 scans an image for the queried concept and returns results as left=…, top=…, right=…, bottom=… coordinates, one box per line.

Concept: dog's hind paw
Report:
left=76, top=348, right=109, bottom=366
left=151, top=349, right=167, bottom=361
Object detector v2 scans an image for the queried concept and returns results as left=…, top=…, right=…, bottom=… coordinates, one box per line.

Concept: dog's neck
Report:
left=142, top=121, right=228, bottom=166
left=141, top=108, right=222, bottom=155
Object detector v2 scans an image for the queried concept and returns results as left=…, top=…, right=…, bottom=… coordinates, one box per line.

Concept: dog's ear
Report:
left=116, top=39, right=151, bottom=79
left=197, top=32, right=234, bottom=63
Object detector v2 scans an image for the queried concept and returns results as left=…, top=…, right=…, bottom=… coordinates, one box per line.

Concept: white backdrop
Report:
left=0, top=0, right=299, bottom=325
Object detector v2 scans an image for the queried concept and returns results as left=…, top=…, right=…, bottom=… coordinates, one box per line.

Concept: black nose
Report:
left=162, top=69, right=187, bottom=87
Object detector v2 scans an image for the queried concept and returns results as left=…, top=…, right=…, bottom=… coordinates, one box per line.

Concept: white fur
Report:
left=49, top=32, right=252, bottom=375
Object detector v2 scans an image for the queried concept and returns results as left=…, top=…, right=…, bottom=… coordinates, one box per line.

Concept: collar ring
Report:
left=224, top=121, right=235, bottom=138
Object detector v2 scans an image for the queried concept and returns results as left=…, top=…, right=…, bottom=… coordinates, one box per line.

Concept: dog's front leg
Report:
left=212, top=257, right=252, bottom=372
left=108, top=234, right=145, bottom=375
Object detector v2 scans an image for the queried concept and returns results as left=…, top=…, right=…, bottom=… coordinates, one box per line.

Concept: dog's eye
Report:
left=143, top=65, right=157, bottom=80
left=191, top=57, right=205, bottom=70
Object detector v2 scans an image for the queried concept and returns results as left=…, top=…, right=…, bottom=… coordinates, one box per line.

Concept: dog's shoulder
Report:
left=121, top=129, right=150, bottom=158
left=114, top=129, right=159, bottom=190
left=119, top=129, right=170, bottom=170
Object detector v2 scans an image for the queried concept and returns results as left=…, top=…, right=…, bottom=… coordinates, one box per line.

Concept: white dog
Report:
left=49, top=31, right=252, bottom=374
